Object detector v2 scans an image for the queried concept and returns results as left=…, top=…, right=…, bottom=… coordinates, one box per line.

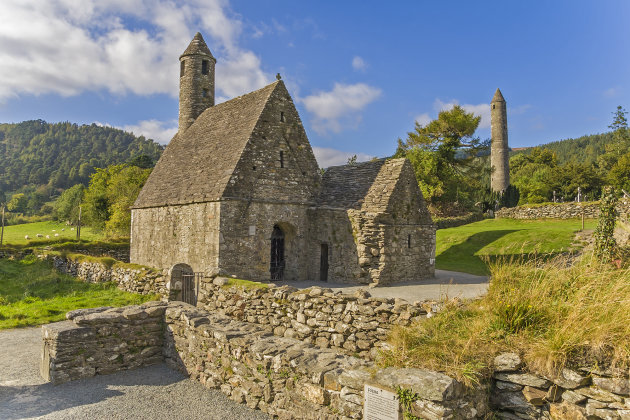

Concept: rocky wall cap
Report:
left=492, top=88, right=506, bottom=103
left=180, top=32, right=216, bottom=60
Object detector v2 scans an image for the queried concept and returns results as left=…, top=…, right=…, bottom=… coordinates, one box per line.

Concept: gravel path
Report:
left=274, top=269, right=489, bottom=302
left=0, top=327, right=270, bottom=420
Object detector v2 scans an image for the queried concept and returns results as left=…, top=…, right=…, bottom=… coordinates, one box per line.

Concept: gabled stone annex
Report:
left=130, top=33, right=435, bottom=286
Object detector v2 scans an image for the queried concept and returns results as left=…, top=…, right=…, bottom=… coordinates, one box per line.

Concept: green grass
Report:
left=436, top=218, right=597, bottom=275
left=0, top=221, right=104, bottom=246
left=0, top=256, right=155, bottom=329
left=223, top=278, right=269, bottom=290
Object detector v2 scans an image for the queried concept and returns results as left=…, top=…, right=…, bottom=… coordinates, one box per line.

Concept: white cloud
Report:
left=603, top=87, right=619, bottom=98
left=312, top=147, right=373, bottom=168
left=301, top=83, right=382, bottom=134
left=352, top=56, right=367, bottom=71
left=0, top=0, right=272, bottom=101
left=414, top=113, right=431, bottom=127
left=122, top=119, right=178, bottom=144
left=433, top=98, right=491, bottom=129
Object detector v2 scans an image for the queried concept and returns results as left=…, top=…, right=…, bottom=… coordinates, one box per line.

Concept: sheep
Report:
left=25, top=235, right=30, bottom=240
left=46, top=235, right=50, bottom=239
left=54, top=233, right=59, bottom=237
left=61, top=228, right=65, bottom=232
left=36, top=233, right=43, bottom=238
left=52, top=229, right=56, bottom=232
left=70, top=228, right=75, bottom=231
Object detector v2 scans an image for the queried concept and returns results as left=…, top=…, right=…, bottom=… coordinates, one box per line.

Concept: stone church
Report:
left=130, top=33, right=435, bottom=285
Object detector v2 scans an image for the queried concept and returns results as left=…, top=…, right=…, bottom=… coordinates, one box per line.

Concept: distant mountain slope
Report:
left=0, top=120, right=163, bottom=191
left=513, top=132, right=614, bottom=165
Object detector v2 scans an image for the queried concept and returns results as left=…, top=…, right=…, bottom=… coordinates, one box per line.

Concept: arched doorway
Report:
left=270, top=225, right=285, bottom=280
left=170, top=263, right=197, bottom=305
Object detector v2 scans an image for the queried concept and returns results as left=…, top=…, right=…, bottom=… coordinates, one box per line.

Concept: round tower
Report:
left=179, top=32, right=216, bottom=132
left=490, top=88, right=509, bottom=192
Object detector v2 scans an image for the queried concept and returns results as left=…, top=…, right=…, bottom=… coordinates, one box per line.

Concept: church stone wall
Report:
left=130, top=202, right=221, bottom=274
left=218, top=200, right=312, bottom=281
left=307, top=208, right=364, bottom=284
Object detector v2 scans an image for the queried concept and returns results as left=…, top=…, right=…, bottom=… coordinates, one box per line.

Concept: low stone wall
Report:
left=0, top=248, right=33, bottom=259
left=496, top=201, right=630, bottom=220
left=491, top=353, right=630, bottom=419
left=197, top=279, right=434, bottom=359
left=40, top=302, right=167, bottom=384
left=40, top=302, right=486, bottom=419
left=57, top=246, right=130, bottom=262
left=164, top=302, right=486, bottom=420
left=50, top=255, right=169, bottom=298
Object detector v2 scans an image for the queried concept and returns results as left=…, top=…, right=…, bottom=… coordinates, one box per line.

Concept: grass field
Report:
left=0, top=256, right=155, bottom=329
left=0, top=221, right=104, bottom=245
left=436, top=218, right=597, bottom=275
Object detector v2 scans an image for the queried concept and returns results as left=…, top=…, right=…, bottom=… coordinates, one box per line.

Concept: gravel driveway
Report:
left=0, top=327, right=270, bottom=420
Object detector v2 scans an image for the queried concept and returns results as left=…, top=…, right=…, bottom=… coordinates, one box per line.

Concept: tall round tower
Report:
left=490, top=88, right=509, bottom=192
left=179, top=32, right=216, bottom=132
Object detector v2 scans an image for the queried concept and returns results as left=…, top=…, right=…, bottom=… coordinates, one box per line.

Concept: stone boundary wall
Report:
left=50, top=255, right=169, bottom=298
left=40, top=302, right=167, bottom=384
left=0, top=248, right=33, bottom=259
left=40, top=303, right=630, bottom=419
left=496, top=201, right=630, bottom=220
left=491, top=352, right=630, bottom=419
left=56, top=247, right=130, bottom=262
left=40, top=302, right=486, bottom=419
left=197, top=279, right=435, bottom=360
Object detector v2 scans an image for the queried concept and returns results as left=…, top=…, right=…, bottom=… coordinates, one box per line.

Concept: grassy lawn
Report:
left=436, top=218, right=597, bottom=275
left=0, top=221, right=104, bottom=245
left=0, top=256, right=155, bottom=329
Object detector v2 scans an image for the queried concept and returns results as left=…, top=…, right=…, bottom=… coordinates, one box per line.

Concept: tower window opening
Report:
left=280, top=151, right=284, bottom=168
left=407, top=234, right=411, bottom=248
left=180, top=61, right=185, bottom=77
left=202, top=89, right=209, bottom=98
left=201, top=60, right=209, bottom=75
left=492, top=104, right=495, bottom=109
left=280, top=111, right=285, bottom=122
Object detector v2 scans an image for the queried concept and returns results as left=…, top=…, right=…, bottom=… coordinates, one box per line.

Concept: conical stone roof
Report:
left=492, top=88, right=505, bottom=103
left=180, top=32, right=215, bottom=59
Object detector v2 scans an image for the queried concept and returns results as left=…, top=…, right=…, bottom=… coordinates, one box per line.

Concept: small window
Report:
left=202, top=89, right=209, bottom=98
left=252, top=166, right=257, bottom=171
left=180, top=61, right=185, bottom=77
left=492, top=104, right=495, bottom=109
left=280, top=151, right=284, bottom=168
left=280, top=111, right=285, bottom=122
left=407, top=234, right=411, bottom=248
left=201, top=60, right=209, bottom=75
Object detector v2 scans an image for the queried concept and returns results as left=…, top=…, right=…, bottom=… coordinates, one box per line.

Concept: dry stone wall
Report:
left=197, top=279, right=435, bottom=360
left=491, top=352, right=630, bottom=419
left=50, top=255, right=169, bottom=298
left=496, top=201, right=630, bottom=220
left=164, top=302, right=486, bottom=420
left=41, top=302, right=167, bottom=384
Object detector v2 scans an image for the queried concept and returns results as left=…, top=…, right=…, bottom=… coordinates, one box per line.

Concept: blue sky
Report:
left=0, top=1, right=628, bottom=167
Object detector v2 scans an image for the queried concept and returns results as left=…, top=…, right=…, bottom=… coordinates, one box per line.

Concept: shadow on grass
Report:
left=436, top=229, right=521, bottom=275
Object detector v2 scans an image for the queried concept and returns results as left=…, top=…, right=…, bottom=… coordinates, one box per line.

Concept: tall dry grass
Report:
left=378, top=253, right=630, bottom=385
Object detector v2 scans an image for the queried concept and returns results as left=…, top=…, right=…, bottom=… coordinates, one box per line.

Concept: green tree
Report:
left=53, top=184, right=85, bottom=224
left=7, top=193, right=27, bottom=213
left=599, top=106, right=630, bottom=170
left=608, top=152, right=630, bottom=193
left=396, top=105, right=485, bottom=203
left=83, top=164, right=151, bottom=237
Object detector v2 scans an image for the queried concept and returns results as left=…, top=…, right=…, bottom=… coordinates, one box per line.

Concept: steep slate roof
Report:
left=180, top=32, right=215, bottom=59
left=132, top=81, right=280, bottom=209
left=318, top=159, right=387, bottom=209
left=492, top=88, right=505, bottom=102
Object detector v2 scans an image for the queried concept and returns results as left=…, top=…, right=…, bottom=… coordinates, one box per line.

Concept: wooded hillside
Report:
left=0, top=120, right=163, bottom=193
